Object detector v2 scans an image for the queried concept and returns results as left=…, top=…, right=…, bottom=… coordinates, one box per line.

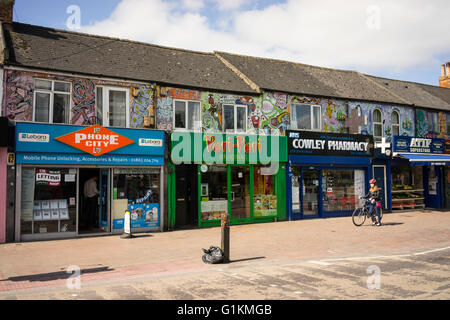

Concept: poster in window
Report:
left=429, top=178, right=437, bottom=195
left=354, top=170, right=365, bottom=207
left=33, top=210, right=43, bottom=221
left=21, top=168, right=35, bottom=222
left=36, top=169, right=61, bottom=186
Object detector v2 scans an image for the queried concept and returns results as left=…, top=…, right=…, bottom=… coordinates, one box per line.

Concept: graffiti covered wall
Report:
left=287, top=95, right=348, bottom=133
left=349, top=102, right=414, bottom=140
left=2, top=70, right=155, bottom=128
left=415, top=109, right=450, bottom=139
left=155, top=86, right=274, bottom=135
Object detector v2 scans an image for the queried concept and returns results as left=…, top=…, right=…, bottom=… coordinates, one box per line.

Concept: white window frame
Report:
left=291, top=104, right=322, bottom=131
left=172, top=99, right=201, bottom=131
left=33, top=79, right=72, bottom=124
left=391, top=110, right=400, bottom=137
left=96, top=86, right=130, bottom=128
left=222, top=104, right=248, bottom=133
left=373, top=108, right=383, bottom=141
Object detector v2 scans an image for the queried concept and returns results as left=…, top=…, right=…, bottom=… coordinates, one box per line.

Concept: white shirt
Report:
left=84, top=178, right=99, bottom=198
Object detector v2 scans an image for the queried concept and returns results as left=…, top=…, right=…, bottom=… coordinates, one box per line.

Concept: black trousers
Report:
left=85, top=196, right=99, bottom=228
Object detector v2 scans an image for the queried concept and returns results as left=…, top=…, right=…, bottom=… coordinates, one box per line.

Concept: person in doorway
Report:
left=84, top=175, right=99, bottom=228
left=361, top=179, right=382, bottom=226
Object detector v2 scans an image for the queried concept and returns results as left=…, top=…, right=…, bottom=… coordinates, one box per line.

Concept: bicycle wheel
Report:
left=352, top=208, right=366, bottom=226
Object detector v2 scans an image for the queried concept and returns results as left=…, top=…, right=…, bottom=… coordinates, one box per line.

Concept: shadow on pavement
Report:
left=229, top=256, right=266, bottom=263
left=380, top=222, right=404, bottom=226
left=0, top=266, right=113, bottom=283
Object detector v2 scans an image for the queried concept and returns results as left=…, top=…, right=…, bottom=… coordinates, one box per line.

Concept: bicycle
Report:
left=352, top=199, right=383, bottom=226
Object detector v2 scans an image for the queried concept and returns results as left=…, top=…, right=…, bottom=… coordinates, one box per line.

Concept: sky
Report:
left=13, top=0, right=450, bottom=86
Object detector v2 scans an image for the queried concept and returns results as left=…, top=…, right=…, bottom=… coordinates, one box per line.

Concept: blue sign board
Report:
left=393, top=136, right=445, bottom=154
left=113, top=203, right=160, bottom=229
left=15, top=122, right=165, bottom=166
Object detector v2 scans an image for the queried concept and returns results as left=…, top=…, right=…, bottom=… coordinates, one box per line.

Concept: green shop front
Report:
left=168, top=132, right=287, bottom=229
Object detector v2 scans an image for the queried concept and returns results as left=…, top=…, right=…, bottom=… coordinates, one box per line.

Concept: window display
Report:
left=200, top=166, right=228, bottom=221
left=253, top=166, right=277, bottom=217
left=322, top=170, right=364, bottom=212
left=113, top=168, right=161, bottom=229
left=21, top=168, right=77, bottom=235
left=391, top=166, right=424, bottom=210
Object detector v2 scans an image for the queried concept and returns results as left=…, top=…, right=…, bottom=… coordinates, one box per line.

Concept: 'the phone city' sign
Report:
left=55, top=125, right=134, bottom=156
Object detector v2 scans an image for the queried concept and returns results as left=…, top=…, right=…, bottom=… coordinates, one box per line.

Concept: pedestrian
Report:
left=362, top=179, right=382, bottom=226
left=84, top=175, right=99, bottom=228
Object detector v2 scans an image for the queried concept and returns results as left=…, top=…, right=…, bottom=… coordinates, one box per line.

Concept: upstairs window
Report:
left=291, top=104, right=321, bottom=131
left=96, top=86, right=130, bottom=128
left=33, top=79, right=71, bottom=124
left=391, top=110, right=400, bottom=136
left=222, top=105, right=247, bottom=133
left=173, top=100, right=201, bottom=131
left=373, top=109, right=383, bottom=141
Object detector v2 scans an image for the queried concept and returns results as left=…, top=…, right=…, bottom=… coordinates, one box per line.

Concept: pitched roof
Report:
left=215, top=51, right=408, bottom=105
left=364, top=75, right=450, bottom=111
left=1, top=22, right=257, bottom=94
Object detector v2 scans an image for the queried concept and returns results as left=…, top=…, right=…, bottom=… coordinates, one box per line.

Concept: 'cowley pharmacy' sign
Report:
left=287, top=130, right=373, bottom=157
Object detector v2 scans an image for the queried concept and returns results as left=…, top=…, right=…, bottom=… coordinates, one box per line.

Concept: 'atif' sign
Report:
left=287, top=130, right=373, bottom=157
left=55, top=125, right=134, bottom=156
left=393, top=136, right=445, bottom=154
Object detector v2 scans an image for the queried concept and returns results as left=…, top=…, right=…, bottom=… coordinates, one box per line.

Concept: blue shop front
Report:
left=14, top=122, right=165, bottom=242
left=391, top=136, right=450, bottom=210
left=286, top=130, right=374, bottom=220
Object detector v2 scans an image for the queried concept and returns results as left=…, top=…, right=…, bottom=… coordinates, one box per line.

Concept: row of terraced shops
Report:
left=0, top=19, right=450, bottom=243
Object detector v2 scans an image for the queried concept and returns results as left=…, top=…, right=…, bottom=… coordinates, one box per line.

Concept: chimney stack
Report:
left=0, top=0, right=14, bottom=22
left=440, top=61, right=450, bottom=88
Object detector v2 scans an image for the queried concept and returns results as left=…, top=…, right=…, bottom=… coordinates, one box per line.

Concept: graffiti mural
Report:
left=416, top=109, right=440, bottom=138
left=72, top=79, right=95, bottom=125
left=255, top=92, right=289, bottom=135
left=288, top=96, right=347, bottom=134
left=155, top=87, right=201, bottom=130
left=3, top=70, right=156, bottom=128
left=130, top=85, right=154, bottom=128
left=350, top=102, right=414, bottom=141
left=322, top=99, right=347, bottom=133
left=4, top=70, right=34, bottom=121
left=438, top=112, right=447, bottom=138
left=200, top=93, right=260, bottom=134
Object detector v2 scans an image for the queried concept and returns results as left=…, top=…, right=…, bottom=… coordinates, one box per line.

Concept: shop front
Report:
left=392, top=136, right=450, bottom=210
left=169, top=132, right=287, bottom=229
left=14, top=122, right=165, bottom=242
left=286, top=130, right=373, bottom=219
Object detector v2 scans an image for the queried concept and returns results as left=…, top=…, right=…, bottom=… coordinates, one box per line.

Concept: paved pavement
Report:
left=0, top=210, right=449, bottom=299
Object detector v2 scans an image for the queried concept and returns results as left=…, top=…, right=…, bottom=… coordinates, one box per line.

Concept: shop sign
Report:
left=171, top=132, right=287, bottom=164
left=393, top=136, right=445, bottom=154
left=15, top=122, right=165, bottom=166
left=287, top=130, right=373, bottom=157
left=55, top=125, right=134, bottom=156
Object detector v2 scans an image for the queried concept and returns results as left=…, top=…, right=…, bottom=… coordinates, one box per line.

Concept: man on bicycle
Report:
left=361, top=179, right=382, bottom=226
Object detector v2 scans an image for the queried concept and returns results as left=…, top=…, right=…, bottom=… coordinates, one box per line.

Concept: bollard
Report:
left=121, top=210, right=134, bottom=239
left=221, top=215, right=230, bottom=263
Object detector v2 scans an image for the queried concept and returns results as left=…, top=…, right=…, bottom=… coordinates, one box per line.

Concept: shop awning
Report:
left=396, top=153, right=450, bottom=166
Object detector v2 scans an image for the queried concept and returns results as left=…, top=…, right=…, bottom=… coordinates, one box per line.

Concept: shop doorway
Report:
left=373, top=165, right=387, bottom=209
left=302, top=169, right=320, bottom=217
left=79, top=168, right=110, bottom=234
left=175, top=165, right=198, bottom=229
left=230, top=166, right=251, bottom=221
